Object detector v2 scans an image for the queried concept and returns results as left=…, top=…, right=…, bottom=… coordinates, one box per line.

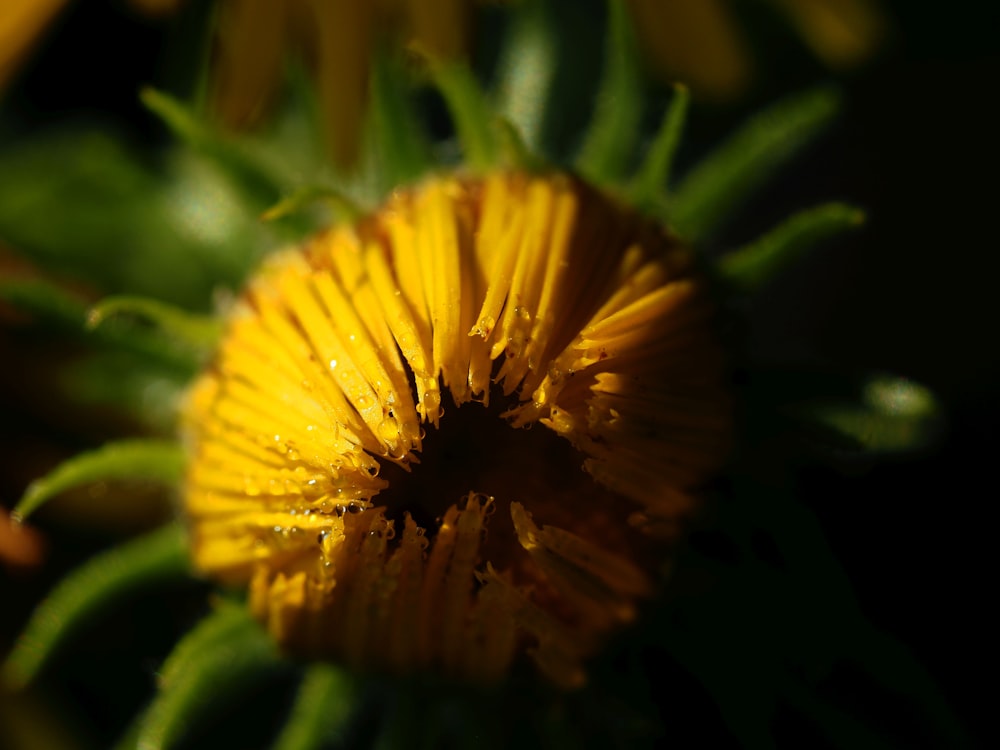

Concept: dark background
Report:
left=1, top=0, right=996, bottom=747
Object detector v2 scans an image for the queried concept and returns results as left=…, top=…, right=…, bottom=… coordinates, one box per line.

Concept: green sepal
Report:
left=141, top=87, right=284, bottom=210
left=155, top=599, right=258, bottom=689
left=629, top=84, right=690, bottom=213
left=495, top=0, right=557, bottom=152
left=670, top=87, right=841, bottom=241
left=271, top=664, right=357, bottom=750
left=136, top=606, right=283, bottom=750
left=367, top=50, right=433, bottom=196
left=496, top=117, right=547, bottom=173
left=2, top=523, right=189, bottom=689
left=574, top=0, right=643, bottom=186
left=720, top=202, right=864, bottom=289
left=0, top=277, right=95, bottom=333
left=793, top=375, right=943, bottom=455
left=260, top=185, right=363, bottom=225
left=87, top=295, right=223, bottom=357
left=0, top=131, right=265, bottom=310
left=13, top=439, right=185, bottom=522
left=58, top=352, right=185, bottom=434
left=0, top=278, right=202, bottom=375
left=427, top=57, right=500, bottom=172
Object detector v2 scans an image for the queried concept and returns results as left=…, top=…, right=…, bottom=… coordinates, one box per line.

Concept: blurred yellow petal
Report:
left=310, top=0, right=376, bottom=170
left=1, top=507, right=44, bottom=570
left=126, top=0, right=187, bottom=18
left=404, top=0, right=471, bottom=60
left=770, top=0, right=886, bottom=68
left=0, top=0, right=70, bottom=90
left=210, top=0, right=289, bottom=129
left=627, top=0, right=751, bottom=100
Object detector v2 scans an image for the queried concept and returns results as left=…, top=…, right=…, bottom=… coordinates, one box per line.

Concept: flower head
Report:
left=183, top=170, right=729, bottom=685
left=2, top=1, right=928, bottom=746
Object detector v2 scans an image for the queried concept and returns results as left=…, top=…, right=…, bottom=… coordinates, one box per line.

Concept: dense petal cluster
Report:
left=182, top=171, right=730, bottom=687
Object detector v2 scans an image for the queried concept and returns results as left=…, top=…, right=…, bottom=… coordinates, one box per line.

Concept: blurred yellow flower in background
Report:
left=0, top=0, right=183, bottom=89
left=628, top=0, right=887, bottom=99
left=2, top=0, right=886, bottom=169
left=0, top=0, right=69, bottom=91
left=0, top=0, right=475, bottom=170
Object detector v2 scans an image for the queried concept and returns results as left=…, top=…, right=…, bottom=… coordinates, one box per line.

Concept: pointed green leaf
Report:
left=629, top=84, right=690, bottom=212
left=495, top=0, right=557, bottom=152
left=155, top=600, right=256, bottom=689
left=260, top=185, right=363, bottom=224
left=368, top=51, right=433, bottom=194
left=137, top=609, right=282, bottom=750
left=59, top=353, right=186, bottom=433
left=14, top=439, right=186, bottom=521
left=671, top=88, right=841, bottom=241
left=496, top=117, right=546, bottom=173
left=796, top=375, right=943, bottom=454
left=0, top=278, right=202, bottom=374
left=141, top=87, right=283, bottom=209
left=2, top=523, right=188, bottom=689
left=428, top=59, right=499, bottom=171
left=0, top=277, right=90, bottom=333
left=272, top=664, right=357, bottom=750
left=87, top=295, right=223, bottom=354
left=720, top=202, right=864, bottom=288
left=575, top=0, right=643, bottom=185
left=0, top=130, right=258, bottom=309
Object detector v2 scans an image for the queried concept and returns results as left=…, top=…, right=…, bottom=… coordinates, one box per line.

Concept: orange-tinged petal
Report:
left=627, top=0, right=751, bottom=100
left=0, top=0, right=71, bottom=90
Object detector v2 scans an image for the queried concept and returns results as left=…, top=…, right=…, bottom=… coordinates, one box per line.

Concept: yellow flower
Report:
left=0, top=0, right=185, bottom=90
left=0, top=0, right=69, bottom=91
left=0, top=0, right=471, bottom=169
left=628, top=0, right=887, bottom=100
left=182, top=169, right=730, bottom=686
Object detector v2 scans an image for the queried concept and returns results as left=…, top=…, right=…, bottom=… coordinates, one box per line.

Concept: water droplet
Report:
left=329, top=359, right=338, bottom=369
left=318, top=529, right=331, bottom=543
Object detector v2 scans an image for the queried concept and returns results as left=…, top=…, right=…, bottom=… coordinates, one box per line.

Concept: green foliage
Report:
left=0, top=278, right=202, bottom=374
left=671, top=88, right=841, bottom=241
left=795, top=375, right=943, bottom=455
left=87, top=295, right=223, bottom=358
left=13, top=439, right=185, bottom=521
left=58, top=351, right=187, bottom=433
left=135, top=605, right=282, bottom=750
left=141, top=87, right=286, bottom=210
left=629, top=84, right=690, bottom=213
left=721, top=202, right=864, bottom=289
left=272, top=665, right=357, bottom=750
left=495, top=0, right=557, bottom=152
left=429, top=60, right=500, bottom=172
left=367, top=51, right=433, bottom=196
left=2, top=523, right=189, bottom=689
left=260, top=185, right=363, bottom=226
left=575, top=0, right=643, bottom=185
left=0, top=130, right=269, bottom=310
